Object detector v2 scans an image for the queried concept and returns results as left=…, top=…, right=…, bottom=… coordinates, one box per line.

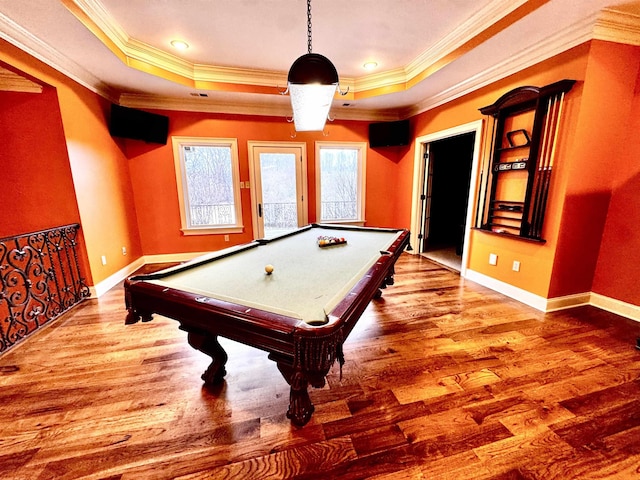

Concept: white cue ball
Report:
left=265, top=264, right=274, bottom=275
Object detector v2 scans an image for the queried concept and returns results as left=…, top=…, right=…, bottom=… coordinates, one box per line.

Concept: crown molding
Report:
left=0, top=66, right=42, bottom=93
left=344, top=0, right=532, bottom=96
left=0, top=11, right=119, bottom=102
left=119, top=93, right=398, bottom=122
left=4, top=2, right=640, bottom=122
left=404, top=0, right=529, bottom=81
left=406, top=6, right=640, bottom=118
left=62, top=0, right=540, bottom=99
left=64, top=0, right=321, bottom=92
left=351, top=67, right=408, bottom=95
left=594, top=7, right=640, bottom=46
left=120, top=93, right=293, bottom=117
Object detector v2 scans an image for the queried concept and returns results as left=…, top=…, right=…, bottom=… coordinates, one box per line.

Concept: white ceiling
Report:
left=1, top=0, right=639, bottom=121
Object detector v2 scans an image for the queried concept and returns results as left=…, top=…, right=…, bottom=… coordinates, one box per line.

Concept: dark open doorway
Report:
left=421, top=132, right=475, bottom=271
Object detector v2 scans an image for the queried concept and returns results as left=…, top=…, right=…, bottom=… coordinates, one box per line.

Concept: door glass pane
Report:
left=260, top=153, right=298, bottom=237
left=319, top=149, right=358, bottom=221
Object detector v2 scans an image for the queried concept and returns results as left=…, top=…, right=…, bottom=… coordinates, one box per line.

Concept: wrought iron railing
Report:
left=190, top=204, right=234, bottom=226
left=191, top=201, right=358, bottom=228
left=0, top=224, right=90, bottom=353
left=321, top=201, right=357, bottom=221
left=263, top=202, right=298, bottom=229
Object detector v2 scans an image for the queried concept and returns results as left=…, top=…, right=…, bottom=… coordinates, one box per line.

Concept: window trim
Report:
left=172, top=136, right=243, bottom=235
left=315, top=141, right=367, bottom=225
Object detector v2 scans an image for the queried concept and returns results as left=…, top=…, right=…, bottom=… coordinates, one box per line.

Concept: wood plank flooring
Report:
left=1, top=254, right=640, bottom=479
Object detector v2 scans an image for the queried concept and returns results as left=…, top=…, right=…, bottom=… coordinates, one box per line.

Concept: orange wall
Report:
left=1, top=39, right=142, bottom=285
left=404, top=44, right=590, bottom=297
left=3, top=36, right=639, bottom=310
left=126, top=111, right=404, bottom=255
left=0, top=84, right=81, bottom=238
left=402, top=40, right=639, bottom=306
left=590, top=44, right=640, bottom=306
left=549, top=41, right=640, bottom=299
left=58, top=86, right=143, bottom=283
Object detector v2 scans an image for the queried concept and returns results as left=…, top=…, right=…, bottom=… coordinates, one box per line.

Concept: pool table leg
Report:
left=382, top=264, right=396, bottom=288
left=186, top=331, right=228, bottom=386
left=274, top=362, right=314, bottom=426
left=374, top=265, right=396, bottom=298
left=386, top=264, right=396, bottom=286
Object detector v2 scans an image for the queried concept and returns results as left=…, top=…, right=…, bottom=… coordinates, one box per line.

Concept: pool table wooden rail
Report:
left=124, top=226, right=410, bottom=425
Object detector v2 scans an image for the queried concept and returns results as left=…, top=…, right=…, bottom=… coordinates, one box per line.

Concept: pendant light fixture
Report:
left=287, top=0, right=344, bottom=131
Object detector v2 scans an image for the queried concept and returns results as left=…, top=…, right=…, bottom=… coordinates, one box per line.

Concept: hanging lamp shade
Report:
left=286, top=0, right=344, bottom=132
left=288, top=53, right=339, bottom=84
left=287, top=53, right=339, bottom=132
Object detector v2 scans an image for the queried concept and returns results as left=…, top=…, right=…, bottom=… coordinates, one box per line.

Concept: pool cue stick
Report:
left=532, top=95, right=558, bottom=237
left=480, top=117, right=498, bottom=227
left=477, top=117, right=496, bottom=228
left=534, top=97, right=556, bottom=237
left=536, top=92, right=565, bottom=237
left=530, top=96, right=555, bottom=237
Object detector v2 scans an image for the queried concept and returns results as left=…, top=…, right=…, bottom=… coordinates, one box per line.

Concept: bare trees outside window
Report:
left=172, top=137, right=242, bottom=234
left=316, top=143, right=366, bottom=224
left=183, top=145, right=236, bottom=226
left=260, top=153, right=298, bottom=231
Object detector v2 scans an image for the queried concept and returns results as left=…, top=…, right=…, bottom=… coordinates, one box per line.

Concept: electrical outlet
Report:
left=512, top=260, right=521, bottom=272
left=224, top=235, right=229, bottom=242
left=101, top=255, right=107, bottom=265
left=122, top=246, right=127, bottom=255
left=489, top=253, right=498, bottom=266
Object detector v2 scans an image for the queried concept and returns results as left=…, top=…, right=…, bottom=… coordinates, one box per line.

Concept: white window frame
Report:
left=172, top=136, right=243, bottom=235
left=315, top=141, right=367, bottom=225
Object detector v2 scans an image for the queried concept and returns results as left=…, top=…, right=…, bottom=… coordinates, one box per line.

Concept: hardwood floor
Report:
left=1, top=254, right=640, bottom=479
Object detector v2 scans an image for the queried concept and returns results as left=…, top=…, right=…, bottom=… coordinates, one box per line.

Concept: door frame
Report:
left=418, top=142, right=432, bottom=253
left=409, top=120, right=483, bottom=277
left=248, top=141, right=308, bottom=239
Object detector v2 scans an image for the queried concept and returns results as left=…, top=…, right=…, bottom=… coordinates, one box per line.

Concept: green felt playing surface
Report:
left=148, top=227, right=401, bottom=324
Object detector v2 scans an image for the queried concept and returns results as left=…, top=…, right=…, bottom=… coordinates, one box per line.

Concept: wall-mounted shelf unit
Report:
left=476, top=79, right=575, bottom=241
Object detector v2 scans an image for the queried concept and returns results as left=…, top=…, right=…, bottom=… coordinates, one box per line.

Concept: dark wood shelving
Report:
left=477, top=80, right=575, bottom=241
left=491, top=215, right=523, bottom=222
left=497, top=145, right=530, bottom=152
left=472, top=226, right=547, bottom=243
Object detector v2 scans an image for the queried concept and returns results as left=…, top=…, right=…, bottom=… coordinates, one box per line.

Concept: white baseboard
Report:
left=90, top=257, right=145, bottom=298
left=464, top=269, right=549, bottom=311
left=142, top=252, right=209, bottom=264
left=545, top=293, right=591, bottom=312
left=464, top=269, right=640, bottom=322
left=90, top=252, right=207, bottom=298
left=590, top=292, right=640, bottom=322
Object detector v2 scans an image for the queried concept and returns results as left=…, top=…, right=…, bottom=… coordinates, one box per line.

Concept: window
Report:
left=172, top=137, right=243, bottom=234
left=315, top=142, right=366, bottom=224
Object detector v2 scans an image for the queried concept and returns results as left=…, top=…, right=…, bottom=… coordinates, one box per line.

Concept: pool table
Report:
left=124, top=224, right=410, bottom=425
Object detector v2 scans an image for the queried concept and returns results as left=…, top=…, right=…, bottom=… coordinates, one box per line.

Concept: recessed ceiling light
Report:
left=363, top=61, right=378, bottom=70
left=170, top=40, right=189, bottom=50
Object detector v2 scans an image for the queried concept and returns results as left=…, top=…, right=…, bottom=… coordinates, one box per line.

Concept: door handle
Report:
left=258, top=203, right=262, bottom=217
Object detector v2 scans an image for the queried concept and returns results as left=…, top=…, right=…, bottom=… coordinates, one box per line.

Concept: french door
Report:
left=418, top=143, right=433, bottom=253
left=248, top=142, right=308, bottom=239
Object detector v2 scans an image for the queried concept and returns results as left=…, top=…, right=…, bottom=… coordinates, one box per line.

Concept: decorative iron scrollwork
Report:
left=0, top=224, right=90, bottom=353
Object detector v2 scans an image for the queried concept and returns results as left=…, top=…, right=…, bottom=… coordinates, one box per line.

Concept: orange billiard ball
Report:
left=265, top=264, right=274, bottom=275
